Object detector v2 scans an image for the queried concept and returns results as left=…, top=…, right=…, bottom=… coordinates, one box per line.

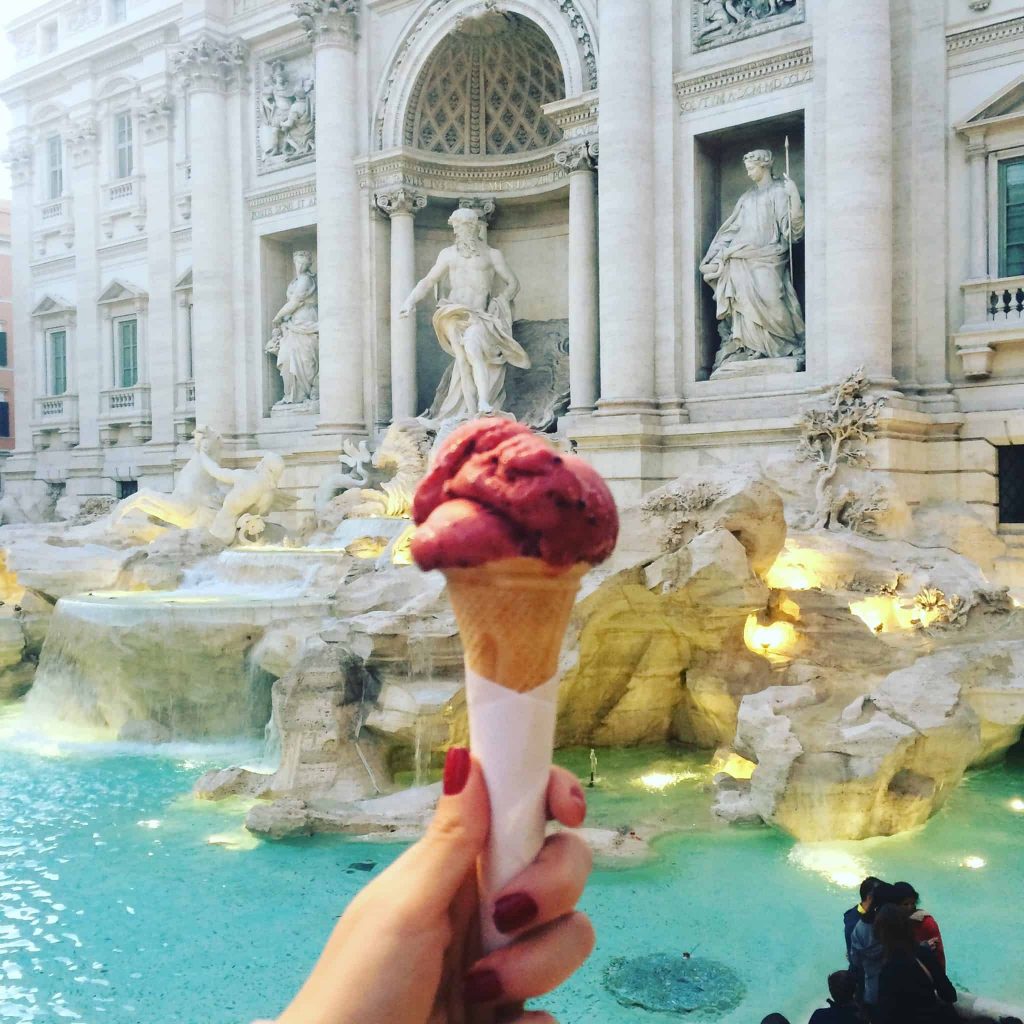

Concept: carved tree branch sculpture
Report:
left=796, top=368, right=884, bottom=530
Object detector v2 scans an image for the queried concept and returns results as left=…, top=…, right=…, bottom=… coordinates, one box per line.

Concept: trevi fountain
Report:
left=3, top=2, right=1024, bottom=1018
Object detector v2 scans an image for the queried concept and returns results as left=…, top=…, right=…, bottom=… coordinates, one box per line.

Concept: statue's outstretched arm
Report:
left=400, top=253, right=448, bottom=316
left=198, top=450, right=241, bottom=485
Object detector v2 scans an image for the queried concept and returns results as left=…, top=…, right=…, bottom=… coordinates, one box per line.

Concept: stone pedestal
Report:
left=710, top=357, right=800, bottom=381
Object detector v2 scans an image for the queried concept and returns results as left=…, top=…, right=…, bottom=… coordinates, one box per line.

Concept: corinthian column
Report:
left=556, top=141, right=599, bottom=413
left=825, top=0, right=895, bottom=385
left=294, top=0, right=364, bottom=433
left=376, top=188, right=427, bottom=421
left=170, top=36, right=247, bottom=435
left=596, top=2, right=655, bottom=413
left=964, top=129, right=988, bottom=281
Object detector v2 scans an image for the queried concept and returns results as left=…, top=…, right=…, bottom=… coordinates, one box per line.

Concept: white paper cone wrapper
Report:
left=466, top=667, right=559, bottom=953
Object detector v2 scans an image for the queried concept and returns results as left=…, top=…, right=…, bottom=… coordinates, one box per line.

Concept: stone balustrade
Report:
left=99, top=384, right=152, bottom=444
left=954, top=274, right=1024, bottom=379
left=31, top=393, right=79, bottom=449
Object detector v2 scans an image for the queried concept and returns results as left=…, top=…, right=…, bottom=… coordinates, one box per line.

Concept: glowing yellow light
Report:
left=961, top=855, right=986, bottom=870
left=743, top=615, right=797, bottom=657
left=347, top=537, right=389, bottom=559
left=850, top=595, right=944, bottom=634
left=1009, top=798, right=1024, bottom=813
left=709, top=751, right=756, bottom=780
left=136, top=819, right=161, bottom=829
left=636, top=770, right=699, bottom=791
left=207, top=830, right=259, bottom=852
left=390, top=525, right=416, bottom=566
left=789, top=845, right=870, bottom=888
left=763, top=545, right=831, bottom=591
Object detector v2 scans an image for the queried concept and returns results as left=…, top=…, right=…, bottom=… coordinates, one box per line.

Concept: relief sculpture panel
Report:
left=692, top=0, right=805, bottom=52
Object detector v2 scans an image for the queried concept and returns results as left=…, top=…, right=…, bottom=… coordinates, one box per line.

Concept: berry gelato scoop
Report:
left=411, top=419, right=618, bottom=572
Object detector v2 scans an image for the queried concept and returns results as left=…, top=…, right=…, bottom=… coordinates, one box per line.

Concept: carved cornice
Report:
left=3, top=140, right=35, bottom=187
left=554, top=139, right=596, bottom=173
left=947, top=15, right=1024, bottom=54
left=63, top=117, right=99, bottom=167
left=247, top=180, right=317, bottom=220
left=292, top=0, right=358, bottom=48
left=674, top=45, right=813, bottom=113
left=375, top=187, right=427, bottom=217
left=138, top=92, right=174, bottom=142
left=170, top=36, right=249, bottom=92
left=358, top=147, right=568, bottom=199
left=543, top=90, right=598, bottom=144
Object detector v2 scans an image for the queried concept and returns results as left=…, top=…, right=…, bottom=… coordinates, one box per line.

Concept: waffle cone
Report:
left=444, top=557, right=588, bottom=692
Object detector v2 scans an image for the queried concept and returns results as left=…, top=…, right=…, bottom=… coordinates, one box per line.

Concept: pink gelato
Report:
left=411, top=419, right=618, bottom=571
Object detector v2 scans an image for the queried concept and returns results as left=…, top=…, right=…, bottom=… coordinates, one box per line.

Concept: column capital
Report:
left=963, top=126, right=988, bottom=158
left=458, top=196, right=496, bottom=225
left=2, top=139, right=34, bottom=187
left=170, top=35, right=249, bottom=92
left=375, top=187, right=427, bottom=217
left=555, top=139, right=598, bottom=173
left=292, top=0, right=358, bottom=49
left=138, top=92, right=174, bottom=143
left=63, top=117, right=99, bottom=168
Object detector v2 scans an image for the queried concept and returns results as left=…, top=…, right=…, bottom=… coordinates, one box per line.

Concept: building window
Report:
left=41, top=21, right=58, bottom=53
left=116, top=479, right=138, bottom=499
left=46, top=134, right=63, bottom=200
left=48, top=328, right=68, bottom=395
left=110, top=0, right=127, bottom=22
left=999, top=157, right=1024, bottom=278
left=0, top=330, right=7, bottom=367
left=999, top=445, right=1024, bottom=525
left=116, top=317, right=138, bottom=388
left=115, top=112, right=133, bottom=179
left=0, top=403, right=9, bottom=439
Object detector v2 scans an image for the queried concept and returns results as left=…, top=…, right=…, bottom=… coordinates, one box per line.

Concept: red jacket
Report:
left=910, top=911, right=945, bottom=971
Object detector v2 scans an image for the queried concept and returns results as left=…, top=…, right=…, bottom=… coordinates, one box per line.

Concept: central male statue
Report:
left=700, top=148, right=805, bottom=373
left=399, top=207, right=530, bottom=418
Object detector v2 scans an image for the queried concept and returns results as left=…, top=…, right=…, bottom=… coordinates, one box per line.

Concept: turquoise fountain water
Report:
left=1, top=703, right=1022, bottom=1024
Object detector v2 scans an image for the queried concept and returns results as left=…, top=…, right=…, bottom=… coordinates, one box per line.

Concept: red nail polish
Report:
left=464, top=967, right=503, bottom=1004
left=570, top=784, right=585, bottom=803
left=493, top=892, right=538, bottom=934
left=443, top=747, right=471, bottom=796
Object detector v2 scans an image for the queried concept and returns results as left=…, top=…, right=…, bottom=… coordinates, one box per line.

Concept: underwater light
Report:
left=961, top=855, right=986, bottom=870
left=136, top=819, right=161, bottom=829
left=789, top=846, right=869, bottom=888
left=1009, top=798, right=1024, bottom=813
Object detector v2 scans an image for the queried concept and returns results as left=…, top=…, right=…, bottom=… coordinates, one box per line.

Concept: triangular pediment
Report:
left=963, top=74, right=1024, bottom=127
left=31, top=294, right=74, bottom=317
left=173, top=268, right=193, bottom=290
left=97, top=278, right=147, bottom=304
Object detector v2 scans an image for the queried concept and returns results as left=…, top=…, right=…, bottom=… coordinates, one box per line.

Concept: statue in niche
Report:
left=266, top=250, right=319, bottom=407
left=399, top=207, right=530, bottom=419
left=700, top=148, right=805, bottom=374
left=259, top=60, right=315, bottom=165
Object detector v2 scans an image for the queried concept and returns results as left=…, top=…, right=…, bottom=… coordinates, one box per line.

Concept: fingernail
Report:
left=443, top=746, right=471, bottom=796
left=570, top=783, right=585, bottom=804
left=493, top=891, right=538, bottom=933
left=464, top=968, right=503, bottom=1004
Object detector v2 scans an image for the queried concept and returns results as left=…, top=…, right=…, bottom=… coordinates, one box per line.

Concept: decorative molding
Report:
left=358, top=147, right=568, bottom=199
left=374, top=187, right=428, bottom=217
left=169, top=36, right=249, bottom=92
left=692, top=0, right=804, bottom=53
left=256, top=54, right=316, bottom=175
left=30, top=255, right=76, bottom=278
left=543, top=90, right=597, bottom=144
left=674, top=45, right=813, bottom=113
left=554, top=139, right=596, bottom=173
left=374, top=0, right=597, bottom=150
left=292, top=0, right=358, bottom=48
left=137, top=92, right=174, bottom=143
left=247, top=180, right=317, bottom=220
left=11, top=26, right=36, bottom=60
left=3, top=140, right=35, bottom=187
left=66, top=0, right=102, bottom=34
left=947, top=15, right=1024, bottom=54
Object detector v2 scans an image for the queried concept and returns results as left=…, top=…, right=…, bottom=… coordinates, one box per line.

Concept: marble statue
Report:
left=266, top=250, right=319, bottom=406
left=110, top=427, right=223, bottom=537
left=696, top=0, right=796, bottom=44
left=399, top=207, right=530, bottom=418
left=259, top=61, right=315, bottom=165
left=700, top=148, right=805, bottom=374
left=198, top=450, right=288, bottom=544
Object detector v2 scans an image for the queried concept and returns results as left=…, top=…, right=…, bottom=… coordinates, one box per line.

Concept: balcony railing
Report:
left=101, top=384, right=151, bottom=419
left=175, top=379, right=196, bottom=408
left=955, top=274, right=1024, bottom=379
left=103, top=175, right=144, bottom=206
left=32, top=392, right=79, bottom=425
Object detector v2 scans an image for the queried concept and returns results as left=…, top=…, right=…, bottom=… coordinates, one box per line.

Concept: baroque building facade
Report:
left=3, top=0, right=1024, bottom=563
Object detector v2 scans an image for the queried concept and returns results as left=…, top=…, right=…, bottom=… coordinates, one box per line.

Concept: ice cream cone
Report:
left=444, top=557, right=588, bottom=692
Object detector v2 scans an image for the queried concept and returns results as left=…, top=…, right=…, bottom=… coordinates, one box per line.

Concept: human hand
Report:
left=399, top=304, right=413, bottom=319
left=271, top=751, right=594, bottom=1024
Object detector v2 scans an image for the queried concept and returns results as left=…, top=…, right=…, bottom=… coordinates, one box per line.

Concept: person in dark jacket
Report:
left=874, top=904, right=957, bottom=1024
left=849, top=882, right=898, bottom=1013
left=845, top=877, right=882, bottom=956
left=892, top=881, right=946, bottom=971
left=761, top=1016, right=792, bottom=1024
left=808, top=970, right=868, bottom=1023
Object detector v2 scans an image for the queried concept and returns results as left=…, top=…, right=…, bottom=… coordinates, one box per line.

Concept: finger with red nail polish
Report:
left=545, top=765, right=587, bottom=828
